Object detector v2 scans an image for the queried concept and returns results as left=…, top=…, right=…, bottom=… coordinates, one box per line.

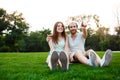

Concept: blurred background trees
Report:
left=0, top=8, right=120, bottom=52
left=66, top=14, right=120, bottom=51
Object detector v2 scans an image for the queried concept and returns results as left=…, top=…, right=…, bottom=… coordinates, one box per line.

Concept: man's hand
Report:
left=81, top=22, right=87, bottom=27
left=81, top=22, right=87, bottom=38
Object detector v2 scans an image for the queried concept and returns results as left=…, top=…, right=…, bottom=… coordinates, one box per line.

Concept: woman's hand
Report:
left=46, top=35, right=52, bottom=42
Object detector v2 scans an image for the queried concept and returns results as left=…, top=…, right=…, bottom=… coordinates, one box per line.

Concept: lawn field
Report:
left=0, top=51, right=120, bottom=80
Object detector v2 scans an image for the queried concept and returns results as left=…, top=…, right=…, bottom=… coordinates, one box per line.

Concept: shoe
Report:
left=59, top=51, right=68, bottom=71
left=89, top=51, right=99, bottom=67
left=50, top=51, right=59, bottom=70
left=100, top=49, right=112, bottom=67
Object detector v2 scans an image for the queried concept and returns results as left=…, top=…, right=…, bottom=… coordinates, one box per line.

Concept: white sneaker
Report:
left=89, top=52, right=99, bottom=67
left=88, top=58, right=93, bottom=66
left=100, top=49, right=112, bottom=67
left=59, top=51, right=69, bottom=71
left=50, top=51, right=59, bottom=70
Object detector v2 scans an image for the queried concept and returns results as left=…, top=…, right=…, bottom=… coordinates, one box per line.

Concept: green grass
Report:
left=0, top=51, right=120, bottom=80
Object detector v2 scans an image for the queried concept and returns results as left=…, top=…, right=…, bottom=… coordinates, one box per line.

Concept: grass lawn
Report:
left=0, top=51, right=120, bottom=80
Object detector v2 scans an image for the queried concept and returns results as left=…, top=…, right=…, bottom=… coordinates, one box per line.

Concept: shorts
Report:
left=70, top=50, right=85, bottom=62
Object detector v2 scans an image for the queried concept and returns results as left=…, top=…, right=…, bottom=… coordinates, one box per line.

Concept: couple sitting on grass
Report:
left=46, top=21, right=112, bottom=71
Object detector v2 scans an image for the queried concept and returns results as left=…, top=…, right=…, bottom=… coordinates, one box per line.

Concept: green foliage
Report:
left=0, top=45, right=10, bottom=52
left=21, top=29, right=51, bottom=52
left=108, top=35, right=120, bottom=50
left=0, top=51, right=120, bottom=80
left=0, top=8, right=10, bottom=35
left=85, top=35, right=100, bottom=50
left=99, top=39, right=110, bottom=51
left=17, top=39, right=26, bottom=52
left=85, top=27, right=120, bottom=51
left=0, top=8, right=29, bottom=52
left=115, top=26, right=120, bottom=36
left=8, top=31, right=45, bottom=52
left=0, top=8, right=120, bottom=52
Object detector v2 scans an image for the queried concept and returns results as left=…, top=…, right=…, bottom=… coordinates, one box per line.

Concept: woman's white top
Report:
left=53, top=38, right=65, bottom=52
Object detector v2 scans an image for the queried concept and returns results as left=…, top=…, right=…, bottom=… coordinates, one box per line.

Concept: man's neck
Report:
left=71, top=33, right=77, bottom=39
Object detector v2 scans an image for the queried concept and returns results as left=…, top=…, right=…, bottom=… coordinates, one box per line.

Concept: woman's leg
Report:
left=50, top=51, right=59, bottom=70
left=59, top=51, right=69, bottom=71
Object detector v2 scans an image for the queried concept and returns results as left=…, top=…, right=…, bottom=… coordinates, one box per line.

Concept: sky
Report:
left=0, top=0, right=120, bottom=34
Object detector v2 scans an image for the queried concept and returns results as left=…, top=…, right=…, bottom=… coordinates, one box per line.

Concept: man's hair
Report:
left=68, top=21, right=78, bottom=28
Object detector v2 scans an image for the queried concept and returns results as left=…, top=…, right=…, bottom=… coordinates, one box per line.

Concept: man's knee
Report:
left=88, top=49, right=95, bottom=53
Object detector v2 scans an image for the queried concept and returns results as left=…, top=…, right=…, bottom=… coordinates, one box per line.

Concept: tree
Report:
left=95, top=26, right=110, bottom=41
left=85, top=34, right=100, bottom=51
left=65, top=14, right=100, bottom=30
left=23, top=29, right=51, bottom=52
left=5, top=11, right=29, bottom=51
left=114, top=6, right=120, bottom=37
left=0, top=8, right=10, bottom=35
left=0, top=8, right=29, bottom=51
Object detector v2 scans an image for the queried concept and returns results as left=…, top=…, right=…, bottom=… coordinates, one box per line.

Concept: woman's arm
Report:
left=46, top=34, right=52, bottom=42
left=48, top=38, right=54, bottom=52
left=64, top=36, right=70, bottom=56
left=64, top=36, right=71, bottom=63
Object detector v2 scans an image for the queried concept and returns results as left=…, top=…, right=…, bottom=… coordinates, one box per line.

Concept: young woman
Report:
left=46, top=21, right=69, bottom=71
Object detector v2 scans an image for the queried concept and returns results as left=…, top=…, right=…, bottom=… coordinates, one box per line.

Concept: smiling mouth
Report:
left=71, top=29, right=76, bottom=31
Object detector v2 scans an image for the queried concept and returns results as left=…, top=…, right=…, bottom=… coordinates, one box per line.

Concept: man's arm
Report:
left=81, top=22, right=87, bottom=39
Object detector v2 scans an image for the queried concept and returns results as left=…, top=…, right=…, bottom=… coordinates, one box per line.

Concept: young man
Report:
left=68, top=21, right=112, bottom=67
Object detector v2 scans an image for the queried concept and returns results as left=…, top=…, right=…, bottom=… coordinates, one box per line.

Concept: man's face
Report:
left=68, top=23, right=78, bottom=35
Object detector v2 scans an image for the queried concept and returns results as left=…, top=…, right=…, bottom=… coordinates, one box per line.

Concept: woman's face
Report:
left=56, top=23, right=64, bottom=33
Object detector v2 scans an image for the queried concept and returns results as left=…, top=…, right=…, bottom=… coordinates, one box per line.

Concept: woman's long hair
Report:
left=52, top=21, right=66, bottom=44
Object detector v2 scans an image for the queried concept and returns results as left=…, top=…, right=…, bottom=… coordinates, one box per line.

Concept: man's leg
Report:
left=100, top=49, right=112, bottom=67
left=85, top=49, right=101, bottom=65
left=89, top=51, right=99, bottom=66
left=74, top=52, right=91, bottom=66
